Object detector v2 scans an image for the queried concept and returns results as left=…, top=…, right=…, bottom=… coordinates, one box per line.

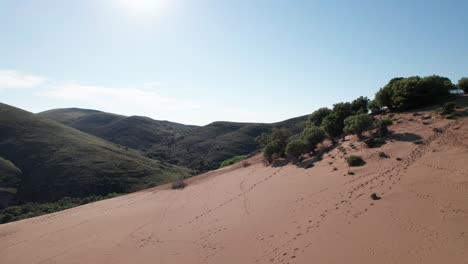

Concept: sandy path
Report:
left=1, top=113, right=467, bottom=264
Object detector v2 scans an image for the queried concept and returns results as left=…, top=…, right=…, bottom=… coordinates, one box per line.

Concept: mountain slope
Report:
left=1, top=107, right=467, bottom=264
left=40, top=108, right=307, bottom=171
left=0, top=103, right=192, bottom=205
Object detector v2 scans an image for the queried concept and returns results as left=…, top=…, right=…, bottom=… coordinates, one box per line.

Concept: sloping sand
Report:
left=1, top=112, right=467, bottom=264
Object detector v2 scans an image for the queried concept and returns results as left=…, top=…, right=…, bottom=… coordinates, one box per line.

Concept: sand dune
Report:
left=1, top=111, right=467, bottom=264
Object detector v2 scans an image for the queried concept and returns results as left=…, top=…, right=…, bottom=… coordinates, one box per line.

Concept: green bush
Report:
left=301, top=126, right=327, bottom=151
left=219, top=155, right=248, bottom=168
left=377, top=118, right=393, bottom=137
left=347, top=155, right=366, bottom=167
left=375, top=75, right=453, bottom=110
left=263, top=141, right=281, bottom=161
left=351, top=96, right=370, bottom=113
left=285, top=140, right=308, bottom=160
left=308, top=108, right=332, bottom=126
left=343, top=114, right=373, bottom=139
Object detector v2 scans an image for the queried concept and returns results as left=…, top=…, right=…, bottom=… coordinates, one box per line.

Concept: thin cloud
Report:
left=0, top=70, right=45, bottom=90
left=39, top=82, right=202, bottom=121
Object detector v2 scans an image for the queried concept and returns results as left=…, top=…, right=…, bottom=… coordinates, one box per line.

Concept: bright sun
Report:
left=117, top=0, right=165, bottom=14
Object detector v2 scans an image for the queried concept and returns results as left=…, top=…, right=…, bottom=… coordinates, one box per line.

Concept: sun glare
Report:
left=117, top=0, right=165, bottom=15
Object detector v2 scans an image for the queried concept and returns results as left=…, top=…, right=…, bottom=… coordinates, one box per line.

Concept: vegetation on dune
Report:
left=347, top=155, right=366, bottom=167
left=343, top=114, right=374, bottom=139
left=375, top=75, right=453, bottom=111
left=285, top=140, right=308, bottom=161
left=301, top=126, right=327, bottom=152
left=376, top=118, right=393, bottom=137
left=219, top=155, right=248, bottom=168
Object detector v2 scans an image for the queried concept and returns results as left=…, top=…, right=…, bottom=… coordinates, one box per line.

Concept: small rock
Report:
left=370, top=193, right=381, bottom=200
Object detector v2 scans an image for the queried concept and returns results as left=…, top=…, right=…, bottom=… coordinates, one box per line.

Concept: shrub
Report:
left=377, top=118, right=393, bottom=137
left=304, top=163, right=314, bottom=169
left=285, top=140, right=308, bottom=160
left=263, top=141, right=281, bottom=161
left=378, top=151, right=389, bottom=158
left=375, top=75, right=452, bottom=110
left=301, top=126, right=327, bottom=151
left=396, top=157, right=402, bottom=161
left=343, top=114, right=374, bottom=139
left=172, top=180, right=187, bottom=189
left=347, top=171, right=355, bottom=175
left=347, top=155, right=366, bottom=166
left=351, top=96, right=370, bottom=113
left=458, top=77, right=468, bottom=93
left=219, top=155, right=248, bottom=168
left=321, top=113, right=343, bottom=140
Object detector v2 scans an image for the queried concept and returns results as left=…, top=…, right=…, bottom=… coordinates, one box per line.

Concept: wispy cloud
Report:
left=39, top=82, right=202, bottom=121
left=0, top=70, right=45, bottom=90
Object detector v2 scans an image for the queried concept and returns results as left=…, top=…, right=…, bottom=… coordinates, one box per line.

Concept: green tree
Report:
left=301, top=126, right=327, bottom=152
left=377, top=118, right=393, bottom=137
left=307, top=107, right=332, bottom=126
left=263, top=141, right=281, bottom=162
left=458, top=77, right=468, bottom=93
left=285, top=140, right=308, bottom=161
left=343, top=114, right=373, bottom=139
left=351, top=96, right=370, bottom=113
left=321, top=113, right=342, bottom=141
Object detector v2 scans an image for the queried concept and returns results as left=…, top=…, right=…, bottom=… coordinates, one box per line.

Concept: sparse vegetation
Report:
left=347, top=171, right=355, bottom=175
left=378, top=151, right=389, bottom=158
left=347, top=155, right=366, bottom=167
left=377, top=118, right=393, bottom=137
left=172, top=180, right=187, bottom=190
left=343, top=114, right=374, bottom=139
left=396, top=157, right=402, bottom=161
left=219, top=155, right=248, bottom=168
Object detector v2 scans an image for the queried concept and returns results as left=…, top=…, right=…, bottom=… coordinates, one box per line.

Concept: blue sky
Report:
left=1, top=0, right=467, bottom=125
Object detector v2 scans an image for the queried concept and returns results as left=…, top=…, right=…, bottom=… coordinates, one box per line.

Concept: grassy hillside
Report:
left=0, top=103, right=193, bottom=206
left=41, top=108, right=307, bottom=172
left=0, top=157, right=22, bottom=208
left=39, top=108, right=198, bottom=151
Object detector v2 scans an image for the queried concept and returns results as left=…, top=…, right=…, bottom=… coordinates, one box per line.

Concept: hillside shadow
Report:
left=392, top=132, right=423, bottom=142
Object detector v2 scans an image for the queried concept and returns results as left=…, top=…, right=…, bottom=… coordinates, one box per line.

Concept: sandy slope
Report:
left=1, top=112, right=467, bottom=264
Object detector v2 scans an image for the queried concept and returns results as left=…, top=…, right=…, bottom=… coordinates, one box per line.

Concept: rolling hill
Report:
left=0, top=103, right=193, bottom=207
left=40, top=108, right=308, bottom=171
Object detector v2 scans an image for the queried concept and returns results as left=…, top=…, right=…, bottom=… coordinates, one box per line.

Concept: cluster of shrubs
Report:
left=259, top=74, right=467, bottom=164
left=373, top=75, right=465, bottom=111
left=0, top=193, right=120, bottom=224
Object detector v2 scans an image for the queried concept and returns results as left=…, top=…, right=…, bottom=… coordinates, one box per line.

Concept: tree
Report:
left=351, top=96, right=370, bottom=113
left=321, top=113, right=342, bottom=141
left=301, top=126, right=326, bottom=152
left=307, top=108, right=332, bottom=126
left=375, top=75, right=452, bottom=110
left=458, top=77, right=468, bottom=93
left=263, top=141, right=281, bottom=162
left=343, top=114, right=373, bottom=139
left=377, top=118, right=393, bottom=137
left=285, top=140, right=308, bottom=161
left=269, top=127, right=291, bottom=151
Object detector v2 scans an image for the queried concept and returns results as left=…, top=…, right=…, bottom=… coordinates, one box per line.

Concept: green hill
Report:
left=39, top=108, right=198, bottom=151
left=41, top=108, right=307, bottom=172
left=0, top=103, right=193, bottom=206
